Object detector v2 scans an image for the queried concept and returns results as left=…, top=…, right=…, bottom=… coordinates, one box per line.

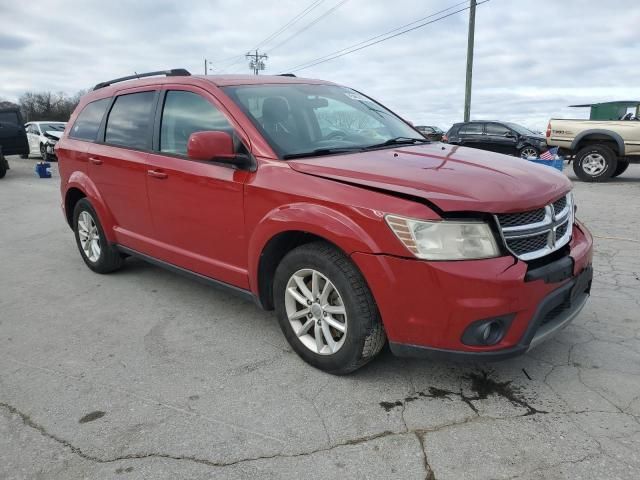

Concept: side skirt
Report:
left=115, top=245, right=260, bottom=307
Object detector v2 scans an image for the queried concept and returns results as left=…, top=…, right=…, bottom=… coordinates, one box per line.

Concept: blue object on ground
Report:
left=35, top=162, right=52, bottom=178
left=527, top=157, right=564, bottom=172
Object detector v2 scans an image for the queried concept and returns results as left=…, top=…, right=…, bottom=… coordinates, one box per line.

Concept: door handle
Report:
left=147, top=169, right=168, bottom=179
left=88, top=157, right=103, bottom=165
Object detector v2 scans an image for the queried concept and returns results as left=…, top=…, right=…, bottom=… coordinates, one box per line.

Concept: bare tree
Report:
left=18, top=90, right=85, bottom=122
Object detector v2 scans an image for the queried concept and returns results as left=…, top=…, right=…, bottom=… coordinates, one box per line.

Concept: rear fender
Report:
left=66, top=171, right=117, bottom=242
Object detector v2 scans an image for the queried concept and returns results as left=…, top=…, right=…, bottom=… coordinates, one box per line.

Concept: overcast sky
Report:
left=1, top=0, right=638, bottom=130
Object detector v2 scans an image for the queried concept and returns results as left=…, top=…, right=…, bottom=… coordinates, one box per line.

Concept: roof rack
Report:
left=278, top=73, right=296, bottom=77
left=93, top=69, right=191, bottom=90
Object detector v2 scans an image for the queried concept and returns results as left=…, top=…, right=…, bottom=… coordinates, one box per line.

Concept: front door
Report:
left=485, top=123, right=517, bottom=155
left=144, top=87, right=251, bottom=289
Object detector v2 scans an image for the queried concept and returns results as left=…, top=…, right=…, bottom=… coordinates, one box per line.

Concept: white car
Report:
left=24, top=121, right=67, bottom=161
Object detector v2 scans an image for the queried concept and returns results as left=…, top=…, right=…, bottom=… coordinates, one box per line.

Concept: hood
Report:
left=44, top=130, right=63, bottom=140
left=288, top=143, right=571, bottom=213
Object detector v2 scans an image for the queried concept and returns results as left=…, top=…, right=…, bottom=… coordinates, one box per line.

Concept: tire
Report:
left=40, top=144, right=49, bottom=162
left=612, top=161, right=629, bottom=178
left=20, top=154, right=29, bottom=159
left=73, top=198, right=124, bottom=273
left=573, top=144, right=618, bottom=182
left=519, top=146, right=539, bottom=159
left=0, top=157, right=6, bottom=179
left=273, top=241, right=386, bottom=374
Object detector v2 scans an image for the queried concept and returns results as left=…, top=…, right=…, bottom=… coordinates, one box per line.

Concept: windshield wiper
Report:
left=362, top=137, right=430, bottom=150
left=283, top=147, right=364, bottom=160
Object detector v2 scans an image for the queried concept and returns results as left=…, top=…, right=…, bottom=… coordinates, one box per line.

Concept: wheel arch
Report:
left=249, top=204, right=382, bottom=310
left=64, top=171, right=117, bottom=241
left=571, top=130, right=625, bottom=156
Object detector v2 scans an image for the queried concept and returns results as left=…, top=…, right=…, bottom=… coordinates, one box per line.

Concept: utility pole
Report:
left=204, top=58, right=207, bottom=75
left=246, top=50, right=268, bottom=75
left=204, top=59, right=215, bottom=75
left=463, top=0, right=476, bottom=122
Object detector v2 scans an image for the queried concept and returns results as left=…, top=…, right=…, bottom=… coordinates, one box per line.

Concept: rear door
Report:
left=87, top=88, right=158, bottom=251
left=457, top=122, right=484, bottom=149
left=144, top=85, right=251, bottom=288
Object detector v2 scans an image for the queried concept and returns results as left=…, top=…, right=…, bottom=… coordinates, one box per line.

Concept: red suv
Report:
left=57, top=69, right=593, bottom=374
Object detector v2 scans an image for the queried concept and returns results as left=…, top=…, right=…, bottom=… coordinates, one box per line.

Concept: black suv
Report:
left=444, top=121, right=547, bottom=158
left=0, top=106, right=29, bottom=178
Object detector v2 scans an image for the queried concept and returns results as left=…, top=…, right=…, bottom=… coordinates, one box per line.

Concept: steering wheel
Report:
left=324, top=130, right=349, bottom=141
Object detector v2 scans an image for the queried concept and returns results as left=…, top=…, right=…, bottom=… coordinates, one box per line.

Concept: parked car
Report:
left=415, top=125, right=444, bottom=141
left=0, top=106, right=29, bottom=178
left=25, top=121, right=67, bottom=161
left=444, top=121, right=548, bottom=158
left=546, top=117, right=640, bottom=182
left=57, top=69, right=593, bottom=373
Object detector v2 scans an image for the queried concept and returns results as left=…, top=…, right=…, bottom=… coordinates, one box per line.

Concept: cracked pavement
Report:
left=1, top=157, right=639, bottom=479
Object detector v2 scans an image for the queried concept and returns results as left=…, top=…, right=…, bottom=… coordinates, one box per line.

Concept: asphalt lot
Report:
left=1, top=155, right=639, bottom=480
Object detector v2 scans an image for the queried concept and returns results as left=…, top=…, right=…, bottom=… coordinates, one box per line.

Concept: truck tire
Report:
left=573, top=144, right=618, bottom=182
left=612, top=161, right=629, bottom=178
left=273, top=241, right=386, bottom=375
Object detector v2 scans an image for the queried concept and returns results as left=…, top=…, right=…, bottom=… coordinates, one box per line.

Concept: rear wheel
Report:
left=73, top=198, right=124, bottom=273
left=40, top=144, right=49, bottom=162
left=573, top=144, right=618, bottom=182
left=612, top=161, right=629, bottom=178
left=273, top=241, right=385, bottom=374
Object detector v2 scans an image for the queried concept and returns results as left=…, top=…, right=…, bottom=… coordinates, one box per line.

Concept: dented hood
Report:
left=288, top=143, right=571, bottom=213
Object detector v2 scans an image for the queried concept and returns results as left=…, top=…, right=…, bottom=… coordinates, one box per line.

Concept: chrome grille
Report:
left=495, top=194, right=574, bottom=261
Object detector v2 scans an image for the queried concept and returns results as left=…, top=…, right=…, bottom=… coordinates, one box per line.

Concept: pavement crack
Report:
left=415, top=431, right=436, bottom=480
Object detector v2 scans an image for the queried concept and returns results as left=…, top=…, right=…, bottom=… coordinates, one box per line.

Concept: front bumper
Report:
left=45, top=142, right=58, bottom=158
left=351, top=221, right=593, bottom=359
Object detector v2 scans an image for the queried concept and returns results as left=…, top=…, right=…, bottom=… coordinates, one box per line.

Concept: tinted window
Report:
left=105, top=91, right=156, bottom=149
left=160, top=91, right=231, bottom=155
left=459, top=123, right=483, bottom=135
left=485, top=123, right=511, bottom=136
left=0, top=111, right=19, bottom=124
left=70, top=98, right=110, bottom=141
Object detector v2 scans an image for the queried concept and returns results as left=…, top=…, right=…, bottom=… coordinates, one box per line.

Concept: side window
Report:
left=105, top=91, right=156, bottom=149
left=486, top=123, right=511, bottom=136
left=459, top=123, right=483, bottom=135
left=160, top=90, right=232, bottom=156
left=0, top=111, right=19, bottom=125
left=69, top=98, right=110, bottom=141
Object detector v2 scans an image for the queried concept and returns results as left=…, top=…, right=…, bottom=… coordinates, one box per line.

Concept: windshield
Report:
left=39, top=123, right=66, bottom=132
left=504, top=122, right=536, bottom=136
left=222, top=84, right=424, bottom=158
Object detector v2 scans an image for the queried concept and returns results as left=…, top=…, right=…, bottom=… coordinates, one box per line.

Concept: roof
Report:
left=570, top=101, right=640, bottom=108
left=199, top=74, right=335, bottom=87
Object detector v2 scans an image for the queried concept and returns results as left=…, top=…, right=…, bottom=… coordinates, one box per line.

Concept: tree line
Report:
left=0, top=90, right=85, bottom=123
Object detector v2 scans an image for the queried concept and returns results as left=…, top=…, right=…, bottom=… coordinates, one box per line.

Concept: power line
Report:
left=284, top=0, right=489, bottom=73
left=213, top=0, right=325, bottom=72
left=284, top=0, right=468, bottom=72
left=267, top=0, right=350, bottom=54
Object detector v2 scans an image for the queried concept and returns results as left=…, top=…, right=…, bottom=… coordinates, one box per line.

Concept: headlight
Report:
left=385, top=215, right=500, bottom=260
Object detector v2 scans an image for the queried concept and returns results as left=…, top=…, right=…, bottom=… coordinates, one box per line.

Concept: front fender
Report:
left=66, top=171, right=117, bottom=242
left=247, top=202, right=382, bottom=293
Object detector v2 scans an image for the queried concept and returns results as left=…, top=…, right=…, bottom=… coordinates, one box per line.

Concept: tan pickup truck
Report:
left=546, top=119, right=640, bottom=181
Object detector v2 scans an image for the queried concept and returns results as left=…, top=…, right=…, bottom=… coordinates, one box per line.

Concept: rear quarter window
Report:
left=69, top=98, right=110, bottom=141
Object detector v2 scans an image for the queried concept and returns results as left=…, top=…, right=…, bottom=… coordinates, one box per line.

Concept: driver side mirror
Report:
left=187, top=131, right=251, bottom=169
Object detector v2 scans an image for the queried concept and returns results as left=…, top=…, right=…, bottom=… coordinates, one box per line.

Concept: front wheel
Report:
left=573, top=144, right=618, bottom=182
left=73, top=198, right=124, bottom=273
left=273, top=241, right=386, bottom=374
left=519, top=146, right=539, bottom=158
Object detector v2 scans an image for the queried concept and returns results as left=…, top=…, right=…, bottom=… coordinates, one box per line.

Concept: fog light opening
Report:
left=461, top=315, right=514, bottom=347
left=479, top=321, right=502, bottom=345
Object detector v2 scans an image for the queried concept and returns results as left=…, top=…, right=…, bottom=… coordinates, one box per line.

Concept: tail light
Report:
left=546, top=122, right=551, bottom=138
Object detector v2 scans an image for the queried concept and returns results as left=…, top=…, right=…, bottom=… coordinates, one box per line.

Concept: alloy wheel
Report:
left=77, top=211, right=101, bottom=262
left=284, top=268, right=347, bottom=355
left=582, top=153, right=606, bottom=176
left=520, top=147, right=538, bottom=158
